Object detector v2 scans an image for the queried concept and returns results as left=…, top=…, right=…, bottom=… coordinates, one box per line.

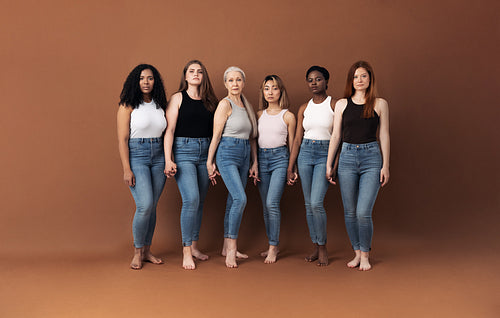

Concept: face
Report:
left=353, top=67, right=370, bottom=91
left=263, top=80, right=281, bottom=104
left=139, top=69, right=154, bottom=95
left=307, top=70, right=327, bottom=94
left=224, top=71, right=245, bottom=95
left=185, top=63, right=203, bottom=85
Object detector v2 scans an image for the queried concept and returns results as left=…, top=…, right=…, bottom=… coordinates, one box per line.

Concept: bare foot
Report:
left=143, top=252, right=164, bottom=264
left=142, top=246, right=164, bottom=264
left=222, top=249, right=248, bottom=259
left=317, top=245, right=328, bottom=266
left=359, top=252, right=371, bottom=271
left=347, top=250, right=361, bottom=268
left=182, top=247, right=196, bottom=270
left=264, top=246, right=279, bottom=264
left=191, top=241, right=209, bottom=261
left=191, top=248, right=209, bottom=261
left=260, top=247, right=280, bottom=257
left=130, top=248, right=143, bottom=270
left=225, top=249, right=238, bottom=268
left=305, top=245, right=319, bottom=262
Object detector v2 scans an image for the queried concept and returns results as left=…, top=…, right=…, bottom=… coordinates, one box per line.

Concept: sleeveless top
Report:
left=130, top=100, right=167, bottom=138
left=222, top=97, right=252, bottom=140
left=342, top=97, right=379, bottom=144
left=302, top=96, right=334, bottom=140
left=258, top=109, right=288, bottom=148
left=174, top=90, right=213, bottom=138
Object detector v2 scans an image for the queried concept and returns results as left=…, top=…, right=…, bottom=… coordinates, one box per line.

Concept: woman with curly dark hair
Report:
left=117, top=64, right=168, bottom=270
left=163, top=60, right=218, bottom=270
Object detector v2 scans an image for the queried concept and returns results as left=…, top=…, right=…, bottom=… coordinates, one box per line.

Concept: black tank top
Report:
left=342, top=97, right=379, bottom=144
left=174, top=90, right=214, bottom=138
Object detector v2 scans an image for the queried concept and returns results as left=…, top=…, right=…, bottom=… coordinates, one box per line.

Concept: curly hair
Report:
left=119, top=64, right=167, bottom=110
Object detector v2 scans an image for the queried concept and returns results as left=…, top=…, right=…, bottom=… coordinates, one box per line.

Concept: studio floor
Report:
left=1, top=234, right=498, bottom=318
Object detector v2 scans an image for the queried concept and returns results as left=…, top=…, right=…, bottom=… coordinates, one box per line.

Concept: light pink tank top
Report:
left=258, top=109, right=288, bottom=148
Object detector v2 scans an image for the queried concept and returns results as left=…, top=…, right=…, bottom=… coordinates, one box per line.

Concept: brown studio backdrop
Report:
left=1, top=0, right=499, bottom=257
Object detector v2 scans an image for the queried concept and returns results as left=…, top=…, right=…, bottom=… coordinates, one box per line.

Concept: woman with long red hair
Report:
left=326, top=61, right=390, bottom=271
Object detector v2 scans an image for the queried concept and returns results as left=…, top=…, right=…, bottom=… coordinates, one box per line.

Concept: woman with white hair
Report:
left=206, top=66, right=259, bottom=268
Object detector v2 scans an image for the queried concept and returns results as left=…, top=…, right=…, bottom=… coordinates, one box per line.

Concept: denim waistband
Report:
left=175, top=137, right=211, bottom=142
left=302, top=138, right=329, bottom=146
left=342, top=141, right=379, bottom=150
left=129, top=137, right=163, bottom=144
left=258, top=145, right=287, bottom=153
left=220, top=136, right=250, bottom=144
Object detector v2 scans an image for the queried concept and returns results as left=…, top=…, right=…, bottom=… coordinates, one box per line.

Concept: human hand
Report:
left=164, top=160, right=177, bottom=178
left=124, top=169, right=135, bottom=187
left=380, top=167, right=390, bottom=187
left=249, top=164, right=260, bottom=186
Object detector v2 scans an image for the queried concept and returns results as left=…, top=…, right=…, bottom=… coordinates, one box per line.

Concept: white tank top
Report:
left=130, top=100, right=167, bottom=138
left=302, top=96, right=334, bottom=140
left=258, top=109, right=288, bottom=148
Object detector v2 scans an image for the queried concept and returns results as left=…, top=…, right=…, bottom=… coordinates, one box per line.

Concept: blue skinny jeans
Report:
left=338, top=141, right=382, bottom=252
left=128, top=138, right=166, bottom=248
left=257, top=146, right=288, bottom=246
left=297, top=139, right=330, bottom=245
left=173, top=137, right=211, bottom=247
left=216, top=137, right=250, bottom=239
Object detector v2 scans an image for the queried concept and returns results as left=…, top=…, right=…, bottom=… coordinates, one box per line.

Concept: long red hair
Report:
left=343, top=61, right=377, bottom=118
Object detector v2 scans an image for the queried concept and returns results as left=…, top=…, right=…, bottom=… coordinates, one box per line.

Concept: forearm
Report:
left=164, top=128, right=175, bottom=163
left=250, top=138, right=258, bottom=165
left=326, top=135, right=341, bottom=169
left=379, top=132, right=390, bottom=169
left=118, top=139, right=131, bottom=172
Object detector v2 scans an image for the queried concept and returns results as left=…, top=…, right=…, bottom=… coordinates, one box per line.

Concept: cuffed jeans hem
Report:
left=269, top=241, right=279, bottom=246
left=352, top=246, right=371, bottom=252
left=224, top=234, right=238, bottom=239
left=183, top=241, right=193, bottom=247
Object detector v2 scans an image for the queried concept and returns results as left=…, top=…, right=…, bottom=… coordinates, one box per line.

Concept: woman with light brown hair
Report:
left=163, top=60, right=218, bottom=270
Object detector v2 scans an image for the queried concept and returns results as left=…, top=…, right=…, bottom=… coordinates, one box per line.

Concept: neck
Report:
left=267, top=102, right=281, bottom=110
left=186, top=85, right=201, bottom=99
left=352, top=90, right=366, bottom=103
left=228, top=93, right=242, bottom=104
left=143, top=94, right=152, bottom=103
left=312, top=92, right=328, bottom=103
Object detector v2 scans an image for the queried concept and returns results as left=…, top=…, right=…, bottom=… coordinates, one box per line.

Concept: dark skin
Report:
left=287, top=70, right=336, bottom=266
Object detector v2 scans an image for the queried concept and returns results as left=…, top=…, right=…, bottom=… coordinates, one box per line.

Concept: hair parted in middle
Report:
left=259, top=75, right=290, bottom=110
left=223, top=66, right=258, bottom=139
left=178, top=59, right=218, bottom=112
left=343, top=60, right=377, bottom=118
left=119, top=64, right=167, bottom=110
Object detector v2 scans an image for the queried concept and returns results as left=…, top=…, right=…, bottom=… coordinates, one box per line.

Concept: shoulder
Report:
left=169, top=92, right=183, bottom=106
left=216, top=98, right=232, bottom=113
left=375, top=97, right=388, bottom=107
left=283, top=109, right=296, bottom=121
left=374, top=97, right=388, bottom=113
left=329, top=97, right=338, bottom=110
left=118, top=104, right=134, bottom=114
left=334, top=98, right=348, bottom=113
left=297, top=103, right=308, bottom=116
left=257, top=109, right=264, bottom=118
